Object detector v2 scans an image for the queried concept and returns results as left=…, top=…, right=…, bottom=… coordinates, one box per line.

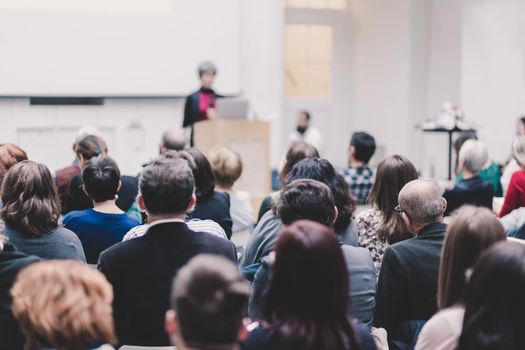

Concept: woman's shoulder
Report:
left=415, top=306, right=465, bottom=350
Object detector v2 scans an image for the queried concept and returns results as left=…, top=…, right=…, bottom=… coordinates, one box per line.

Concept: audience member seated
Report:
left=98, top=156, right=237, bottom=346
left=500, top=116, right=525, bottom=192
left=11, top=260, right=116, bottom=350
left=444, top=140, right=494, bottom=215
left=415, top=206, right=506, bottom=350
left=0, top=143, right=28, bottom=190
left=373, top=179, right=447, bottom=349
left=160, top=128, right=188, bottom=153
left=171, top=148, right=234, bottom=238
left=55, top=125, right=101, bottom=213
left=1, top=161, right=85, bottom=261
left=500, top=206, right=525, bottom=237
left=257, top=141, right=319, bottom=221
left=456, top=241, right=525, bottom=349
left=249, top=179, right=376, bottom=326
left=66, top=135, right=139, bottom=215
left=342, top=131, right=376, bottom=205
left=63, top=157, right=140, bottom=264
left=355, top=154, right=418, bottom=275
left=242, top=220, right=377, bottom=350
left=0, top=224, right=40, bottom=350
left=242, top=158, right=358, bottom=274
left=453, top=131, right=502, bottom=196
left=209, top=146, right=255, bottom=233
left=287, top=110, right=323, bottom=152
left=499, top=136, right=525, bottom=217
left=165, top=255, right=250, bottom=350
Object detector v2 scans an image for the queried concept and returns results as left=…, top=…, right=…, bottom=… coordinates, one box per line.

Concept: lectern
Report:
left=194, top=119, right=271, bottom=206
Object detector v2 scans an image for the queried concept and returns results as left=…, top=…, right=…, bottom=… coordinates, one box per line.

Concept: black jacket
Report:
left=66, top=174, right=138, bottom=213
left=443, top=176, right=494, bottom=215
left=0, top=243, right=40, bottom=350
left=373, top=222, right=447, bottom=339
left=98, top=221, right=237, bottom=347
left=183, top=88, right=221, bottom=146
left=191, top=191, right=233, bottom=239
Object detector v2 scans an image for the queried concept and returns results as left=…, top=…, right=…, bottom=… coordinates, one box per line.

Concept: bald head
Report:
left=399, top=179, right=445, bottom=228
left=160, top=129, right=187, bottom=154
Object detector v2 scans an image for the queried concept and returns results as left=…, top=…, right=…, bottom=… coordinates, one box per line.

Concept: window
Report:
left=285, top=24, right=332, bottom=97
left=285, top=0, right=347, bottom=10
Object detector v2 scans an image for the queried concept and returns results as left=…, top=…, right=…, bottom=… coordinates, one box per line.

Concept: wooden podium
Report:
left=194, top=119, right=271, bottom=206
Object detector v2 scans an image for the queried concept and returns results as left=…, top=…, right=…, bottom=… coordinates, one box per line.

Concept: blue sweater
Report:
left=63, top=209, right=139, bottom=264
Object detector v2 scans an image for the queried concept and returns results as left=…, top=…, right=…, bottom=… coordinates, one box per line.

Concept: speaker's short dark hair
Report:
left=82, top=157, right=120, bottom=203
left=275, top=179, right=335, bottom=227
left=139, top=156, right=194, bottom=215
left=350, top=132, right=376, bottom=164
left=171, top=255, right=249, bottom=347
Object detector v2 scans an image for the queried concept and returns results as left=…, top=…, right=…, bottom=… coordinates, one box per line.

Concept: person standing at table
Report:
left=183, top=61, right=221, bottom=146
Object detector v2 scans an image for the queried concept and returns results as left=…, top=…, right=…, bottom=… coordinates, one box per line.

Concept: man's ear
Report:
left=332, top=206, right=339, bottom=224
left=117, top=180, right=122, bottom=193
left=442, top=197, right=448, bottom=214
left=165, top=309, right=178, bottom=337
left=186, top=193, right=197, bottom=211
left=238, top=318, right=251, bottom=342
left=137, top=194, right=147, bottom=213
left=401, top=211, right=411, bottom=231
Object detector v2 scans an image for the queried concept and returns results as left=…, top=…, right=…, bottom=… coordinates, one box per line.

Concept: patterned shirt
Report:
left=122, top=219, right=227, bottom=242
left=342, top=166, right=375, bottom=205
left=355, top=208, right=388, bottom=277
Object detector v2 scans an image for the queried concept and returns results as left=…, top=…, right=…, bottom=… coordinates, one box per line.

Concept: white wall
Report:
left=0, top=0, right=284, bottom=175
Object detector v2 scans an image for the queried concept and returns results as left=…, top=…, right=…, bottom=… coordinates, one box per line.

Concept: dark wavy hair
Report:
left=263, top=220, right=360, bottom=350
left=1, top=161, right=61, bottom=235
left=169, top=148, right=216, bottom=202
left=282, top=158, right=356, bottom=232
left=457, top=241, right=525, bottom=350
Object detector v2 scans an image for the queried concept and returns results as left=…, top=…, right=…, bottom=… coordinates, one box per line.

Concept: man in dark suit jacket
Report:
left=374, top=179, right=448, bottom=350
left=98, top=156, right=237, bottom=347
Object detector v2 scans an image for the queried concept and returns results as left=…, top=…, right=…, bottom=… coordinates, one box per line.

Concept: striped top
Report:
left=122, top=219, right=228, bottom=241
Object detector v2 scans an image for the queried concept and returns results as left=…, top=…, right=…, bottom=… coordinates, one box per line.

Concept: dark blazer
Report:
left=0, top=243, right=40, bottom=350
left=443, top=176, right=494, bottom=215
left=191, top=191, right=233, bottom=239
left=373, top=222, right=447, bottom=340
left=98, top=221, right=237, bottom=347
left=66, top=174, right=138, bottom=213
left=183, top=88, right=221, bottom=146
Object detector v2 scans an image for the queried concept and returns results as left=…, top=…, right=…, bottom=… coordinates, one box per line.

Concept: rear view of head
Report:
left=208, top=146, right=243, bottom=190
left=275, top=179, right=336, bottom=227
left=139, top=157, right=195, bottom=217
left=73, top=125, right=102, bottom=149
left=1, top=161, right=61, bottom=235
left=285, top=158, right=356, bottom=232
left=82, top=157, right=121, bottom=203
left=76, top=135, right=108, bottom=165
left=160, top=129, right=187, bottom=154
left=398, top=179, right=446, bottom=233
left=263, top=220, right=358, bottom=350
left=350, top=132, right=376, bottom=164
left=457, top=241, right=525, bottom=350
left=11, top=260, right=116, bottom=350
left=458, top=139, right=488, bottom=175
left=184, top=148, right=216, bottom=201
left=438, top=206, right=506, bottom=310
left=167, top=255, right=250, bottom=349
left=369, top=154, right=418, bottom=243
left=279, top=142, right=319, bottom=184
left=512, top=135, right=525, bottom=167
left=0, top=143, right=28, bottom=187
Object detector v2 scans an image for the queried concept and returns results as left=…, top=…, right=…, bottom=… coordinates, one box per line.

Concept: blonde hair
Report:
left=513, top=136, right=525, bottom=166
left=11, top=260, right=116, bottom=350
left=208, top=146, right=243, bottom=189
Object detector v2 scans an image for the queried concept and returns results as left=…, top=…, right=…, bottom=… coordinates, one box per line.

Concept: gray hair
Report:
left=161, top=129, right=187, bottom=152
left=197, top=61, right=217, bottom=78
left=459, top=139, right=488, bottom=174
left=399, top=179, right=445, bottom=226
left=513, top=136, right=525, bottom=166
